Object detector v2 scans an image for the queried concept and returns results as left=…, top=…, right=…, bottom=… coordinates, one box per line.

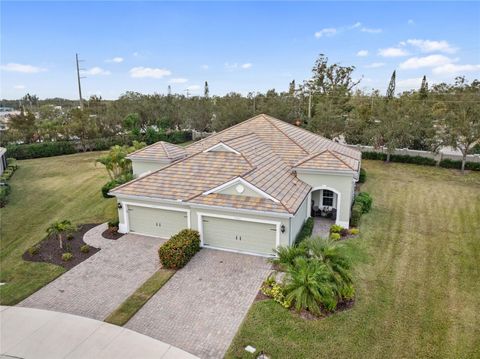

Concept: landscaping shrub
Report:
left=62, top=253, right=74, bottom=262
left=6, top=141, right=76, bottom=160
left=355, top=192, right=373, bottom=213
left=349, top=228, right=359, bottom=235
left=359, top=168, right=367, bottom=183
left=329, top=224, right=343, bottom=234
left=350, top=202, right=363, bottom=227
left=295, top=217, right=314, bottom=245
left=439, top=159, right=480, bottom=171
left=66, top=234, right=74, bottom=240
left=330, top=233, right=341, bottom=241
left=271, top=245, right=307, bottom=270
left=7, top=158, right=18, bottom=170
left=340, top=228, right=350, bottom=237
left=80, top=244, right=90, bottom=253
left=101, top=173, right=134, bottom=198
left=0, top=186, right=10, bottom=207
left=158, top=229, right=200, bottom=269
left=261, top=275, right=292, bottom=309
left=108, top=219, right=120, bottom=228
left=28, top=245, right=40, bottom=256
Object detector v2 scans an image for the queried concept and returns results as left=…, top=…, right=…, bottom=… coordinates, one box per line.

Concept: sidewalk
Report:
left=0, top=306, right=198, bottom=359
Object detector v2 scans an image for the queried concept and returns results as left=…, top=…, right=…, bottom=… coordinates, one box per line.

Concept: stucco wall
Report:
left=296, top=172, right=355, bottom=227
left=116, top=196, right=291, bottom=248
left=290, top=195, right=308, bottom=245
left=131, top=160, right=169, bottom=177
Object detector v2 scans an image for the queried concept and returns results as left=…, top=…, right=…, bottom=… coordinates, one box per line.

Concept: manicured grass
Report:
left=0, top=152, right=117, bottom=305
left=227, top=161, right=480, bottom=359
left=104, top=269, right=175, bottom=326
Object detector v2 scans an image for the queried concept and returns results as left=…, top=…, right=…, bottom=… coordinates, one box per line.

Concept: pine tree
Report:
left=204, top=81, right=209, bottom=98
left=386, top=70, right=396, bottom=99
left=419, top=75, right=428, bottom=99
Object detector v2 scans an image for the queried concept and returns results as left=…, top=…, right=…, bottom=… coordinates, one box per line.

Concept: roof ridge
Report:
left=263, top=116, right=309, bottom=155
left=328, top=150, right=356, bottom=170
left=293, top=149, right=329, bottom=167
left=159, top=141, right=170, bottom=158
left=184, top=114, right=266, bottom=150
left=127, top=141, right=163, bottom=157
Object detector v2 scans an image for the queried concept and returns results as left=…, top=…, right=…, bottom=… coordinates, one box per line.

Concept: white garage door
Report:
left=202, top=216, right=277, bottom=256
left=128, top=205, right=188, bottom=238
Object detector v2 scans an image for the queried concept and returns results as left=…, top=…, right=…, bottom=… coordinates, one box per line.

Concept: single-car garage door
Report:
left=202, top=216, right=277, bottom=256
left=128, top=205, right=188, bottom=238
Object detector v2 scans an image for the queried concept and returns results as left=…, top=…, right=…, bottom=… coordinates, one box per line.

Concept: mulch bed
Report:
left=101, top=228, right=124, bottom=240
left=23, top=223, right=100, bottom=270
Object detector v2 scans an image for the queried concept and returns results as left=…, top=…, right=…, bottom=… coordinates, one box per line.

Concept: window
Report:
left=322, top=190, right=334, bottom=207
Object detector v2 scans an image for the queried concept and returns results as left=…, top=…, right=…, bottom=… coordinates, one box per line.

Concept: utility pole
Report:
left=76, top=53, right=85, bottom=109
left=184, top=89, right=190, bottom=97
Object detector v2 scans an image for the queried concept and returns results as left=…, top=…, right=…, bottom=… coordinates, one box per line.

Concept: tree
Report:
left=419, top=75, right=428, bottom=100
left=96, top=141, right=145, bottom=180
left=204, top=81, right=209, bottom=98
left=386, top=70, right=396, bottom=99
left=47, top=220, right=76, bottom=249
left=8, top=110, right=37, bottom=143
left=66, top=108, right=99, bottom=151
left=438, top=79, right=480, bottom=173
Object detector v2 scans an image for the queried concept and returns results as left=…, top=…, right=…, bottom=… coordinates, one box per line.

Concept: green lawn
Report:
left=227, top=161, right=480, bottom=359
left=104, top=269, right=175, bottom=326
left=0, top=152, right=117, bottom=305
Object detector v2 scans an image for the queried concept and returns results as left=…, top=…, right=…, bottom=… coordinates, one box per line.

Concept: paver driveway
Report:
left=19, top=224, right=165, bottom=321
left=126, top=249, right=272, bottom=359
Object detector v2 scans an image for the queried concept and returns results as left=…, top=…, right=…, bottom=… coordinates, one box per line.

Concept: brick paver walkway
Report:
left=19, top=224, right=165, bottom=321
left=126, top=249, right=272, bottom=359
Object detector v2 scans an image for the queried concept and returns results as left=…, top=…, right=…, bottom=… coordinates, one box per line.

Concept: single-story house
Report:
left=110, top=114, right=361, bottom=256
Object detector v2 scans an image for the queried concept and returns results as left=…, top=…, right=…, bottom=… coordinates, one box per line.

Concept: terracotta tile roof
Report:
left=294, top=149, right=359, bottom=172
left=128, top=141, right=187, bottom=162
left=113, top=114, right=360, bottom=215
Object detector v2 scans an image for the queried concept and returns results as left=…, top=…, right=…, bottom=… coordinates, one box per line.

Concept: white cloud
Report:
left=14, top=84, right=25, bottom=89
left=364, top=62, right=386, bottom=68
left=361, top=27, right=382, bottom=34
left=432, top=63, right=480, bottom=75
left=314, top=28, right=337, bottom=38
left=129, top=67, right=171, bottom=79
left=357, top=50, right=369, bottom=57
left=225, top=62, right=252, bottom=70
left=133, top=52, right=139, bottom=57
left=241, top=63, right=252, bottom=69
left=406, top=39, right=457, bottom=54
left=169, top=78, right=188, bottom=84
left=351, top=22, right=362, bottom=29
left=378, top=47, right=409, bottom=57
left=0, top=63, right=47, bottom=73
left=400, top=55, right=454, bottom=69
left=83, top=67, right=111, bottom=76
left=397, top=77, right=423, bottom=88
left=106, top=57, right=124, bottom=63
left=201, top=64, right=209, bottom=70
left=408, top=19, right=415, bottom=25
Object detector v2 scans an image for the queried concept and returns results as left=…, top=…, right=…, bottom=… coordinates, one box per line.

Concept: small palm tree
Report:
left=270, top=245, right=307, bottom=270
left=46, top=220, right=76, bottom=249
left=284, top=257, right=337, bottom=314
left=301, top=236, right=353, bottom=298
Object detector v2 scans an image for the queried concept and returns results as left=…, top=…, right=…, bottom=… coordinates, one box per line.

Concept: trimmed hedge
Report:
left=362, top=151, right=437, bottom=166
left=359, top=168, right=367, bottom=183
left=355, top=192, right=373, bottom=214
left=439, top=159, right=480, bottom=171
left=295, top=217, right=314, bottom=244
left=5, top=131, right=192, bottom=160
left=350, top=202, right=363, bottom=227
left=158, top=229, right=201, bottom=269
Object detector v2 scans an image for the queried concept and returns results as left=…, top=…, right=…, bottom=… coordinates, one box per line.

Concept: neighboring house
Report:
left=110, top=114, right=361, bottom=257
left=0, top=147, right=7, bottom=176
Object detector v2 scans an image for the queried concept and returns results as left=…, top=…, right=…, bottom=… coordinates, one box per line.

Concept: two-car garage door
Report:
left=128, top=205, right=188, bottom=238
left=202, top=216, right=277, bottom=256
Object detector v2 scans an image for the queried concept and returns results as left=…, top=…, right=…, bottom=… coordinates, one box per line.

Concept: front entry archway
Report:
left=307, top=186, right=344, bottom=227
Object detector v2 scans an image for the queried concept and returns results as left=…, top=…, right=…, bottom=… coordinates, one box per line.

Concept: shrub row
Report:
left=295, top=217, right=314, bottom=245
left=362, top=151, right=480, bottom=171
left=0, top=158, right=18, bottom=207
left=350, top=192, right=373, bottom=227
left=158, top=229, right=201, bottom=269
left=5, top=131, right=192, bottom=160
left=359, top=168, right=367, bottom=183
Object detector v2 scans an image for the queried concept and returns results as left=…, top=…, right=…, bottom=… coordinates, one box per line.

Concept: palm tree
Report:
left=284, top=257, right=337, bottom=314
left=270, top=245, right=307, bottom=270
left=301, top=236, right=353, bottom=299
left=46, top=220, right=76, bottom=249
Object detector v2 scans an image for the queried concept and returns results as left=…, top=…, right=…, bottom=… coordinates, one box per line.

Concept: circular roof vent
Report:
left=235, top=184, right=245, bottom=194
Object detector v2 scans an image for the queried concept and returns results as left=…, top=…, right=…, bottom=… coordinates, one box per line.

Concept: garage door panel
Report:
left=128, top=205, right=188, bottom=238
left=202, top=216, right=277, bottom=255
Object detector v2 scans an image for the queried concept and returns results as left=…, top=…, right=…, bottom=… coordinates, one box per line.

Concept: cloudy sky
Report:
left=1, top=1, right=479, bottom=99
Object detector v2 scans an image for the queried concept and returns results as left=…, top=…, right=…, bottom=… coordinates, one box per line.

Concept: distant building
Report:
left=0, top=107, right=21, bottom=131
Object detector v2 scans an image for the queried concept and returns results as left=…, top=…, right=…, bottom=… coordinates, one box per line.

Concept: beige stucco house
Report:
left=110, top=114, right=361, bottom=256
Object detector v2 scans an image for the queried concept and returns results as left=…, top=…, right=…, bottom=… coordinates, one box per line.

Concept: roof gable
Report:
left=203, top=177, right=280, bottom=203
left=128, top=141, right=187, bottom=162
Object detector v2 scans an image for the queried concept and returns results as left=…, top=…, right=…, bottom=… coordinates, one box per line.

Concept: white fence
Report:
left=347, top=145, right=480, bottom=164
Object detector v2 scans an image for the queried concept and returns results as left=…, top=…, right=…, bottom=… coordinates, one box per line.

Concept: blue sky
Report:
left=1, top=1, right=479, bottom=99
